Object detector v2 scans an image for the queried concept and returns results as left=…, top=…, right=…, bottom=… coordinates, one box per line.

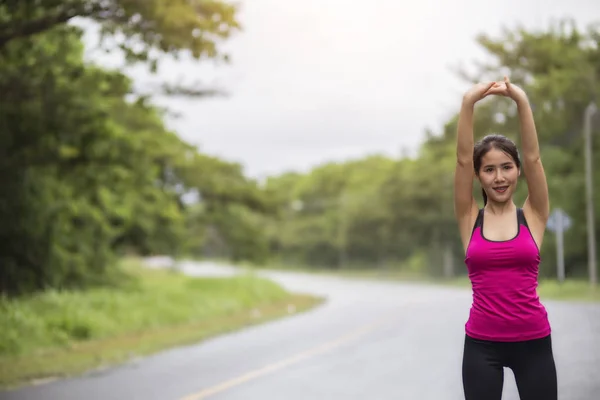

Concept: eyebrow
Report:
left=483, top=162, right=514, bottom=168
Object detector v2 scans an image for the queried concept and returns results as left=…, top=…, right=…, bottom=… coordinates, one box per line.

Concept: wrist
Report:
left=461, top=96, right=476, bottom=108
left=514, top=95, right=530, bottom=108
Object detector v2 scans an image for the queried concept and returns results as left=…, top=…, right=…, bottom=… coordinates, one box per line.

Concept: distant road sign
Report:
left=547, top=208, right=572, bottom=233
left=547, top=208, right=571, bottom=284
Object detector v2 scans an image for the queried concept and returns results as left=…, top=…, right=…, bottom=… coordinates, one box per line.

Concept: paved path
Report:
left=2, top=261, right=599, bottom=400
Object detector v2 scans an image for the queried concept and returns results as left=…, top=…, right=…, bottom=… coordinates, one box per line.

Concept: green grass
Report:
left=0, top=260, right=324, bottom=389
left=536, top=279, right=600, bottom=302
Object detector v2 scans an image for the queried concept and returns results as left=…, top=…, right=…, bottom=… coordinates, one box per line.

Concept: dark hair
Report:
left=473, top=134, right=521, bottom=206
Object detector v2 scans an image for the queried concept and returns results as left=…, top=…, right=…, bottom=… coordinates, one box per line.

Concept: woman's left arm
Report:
left=506, top=77, right=550, bottom=222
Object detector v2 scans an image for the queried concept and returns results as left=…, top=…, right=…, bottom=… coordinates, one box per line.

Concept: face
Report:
left=477, top=148, right=520, bottom=204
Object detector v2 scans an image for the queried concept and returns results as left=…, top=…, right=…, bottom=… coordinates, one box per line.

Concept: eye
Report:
left=503, top=165, right=513, bottom=170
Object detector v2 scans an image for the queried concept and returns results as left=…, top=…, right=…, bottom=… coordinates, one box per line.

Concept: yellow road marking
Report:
left=179, top=314, right=392, bottom=400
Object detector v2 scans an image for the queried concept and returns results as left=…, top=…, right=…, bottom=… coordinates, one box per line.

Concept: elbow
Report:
left=524, top=155, right=541, bottom=165
left=456, top=157, right=473, bottom=168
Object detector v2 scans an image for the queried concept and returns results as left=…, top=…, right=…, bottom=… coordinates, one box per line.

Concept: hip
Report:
left=465, top=308, right=551, bottom=342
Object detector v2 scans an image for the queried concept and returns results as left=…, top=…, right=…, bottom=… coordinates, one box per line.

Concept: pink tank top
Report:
left=464, top=208, right=551, bottom=342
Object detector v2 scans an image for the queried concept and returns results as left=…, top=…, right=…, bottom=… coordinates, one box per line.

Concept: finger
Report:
left=485, top=82, right=501, bottom=92
left=484, top=89, right=501, bottom=97
left=504, top=75, right=511, bottom=89
left=482, top=88, right=498, bottom=98
left=482, top=82, right=496, bottom=96
left=484, top=86, right=509, bottom=98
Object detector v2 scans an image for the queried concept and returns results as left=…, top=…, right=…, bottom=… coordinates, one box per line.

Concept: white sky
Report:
left=79, top=0, right=599, bottom=178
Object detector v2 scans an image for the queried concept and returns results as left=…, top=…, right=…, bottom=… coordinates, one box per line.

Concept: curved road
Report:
left=2, top=261, right=599, bottom=400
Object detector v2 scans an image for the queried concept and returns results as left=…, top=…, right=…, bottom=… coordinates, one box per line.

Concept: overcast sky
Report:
left=80, top=0, right=598, bottom=178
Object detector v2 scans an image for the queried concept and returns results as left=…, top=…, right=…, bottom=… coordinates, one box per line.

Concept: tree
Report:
left=0, top=0, right=241, bottom=95
left=0, top=1, right=265, bottom=296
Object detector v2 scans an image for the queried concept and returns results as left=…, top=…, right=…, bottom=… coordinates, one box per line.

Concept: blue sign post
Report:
left=547, top=208, right=572, bottom=283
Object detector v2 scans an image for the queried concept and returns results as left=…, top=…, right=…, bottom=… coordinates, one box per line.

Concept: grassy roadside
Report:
left=0, top=260, right=324, bottom=389
left=253, top=264, right=600, bottom=303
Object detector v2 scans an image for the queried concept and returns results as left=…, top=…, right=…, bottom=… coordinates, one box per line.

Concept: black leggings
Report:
left=462, top=334, right=557, bottom=400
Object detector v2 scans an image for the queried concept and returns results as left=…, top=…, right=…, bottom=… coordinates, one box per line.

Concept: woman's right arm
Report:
left=454, top=82, right=494, bottom=251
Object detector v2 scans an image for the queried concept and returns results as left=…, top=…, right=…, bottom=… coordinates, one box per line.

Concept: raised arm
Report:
left=505, top=77, right=550, bottom=222
left=455, top=82, right=495, bottom=252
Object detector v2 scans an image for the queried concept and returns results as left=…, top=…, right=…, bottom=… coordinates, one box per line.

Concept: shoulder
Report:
left=517, top=207, right=529, bottom=226
left=457, top=206, right=483, bottom=255
left=520, top=206, right=546, bottom=249
left=473, top=208, right=484, bottom=228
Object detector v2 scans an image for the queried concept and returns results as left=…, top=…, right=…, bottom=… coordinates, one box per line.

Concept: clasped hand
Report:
left=463, top=76, right=528, bottom=106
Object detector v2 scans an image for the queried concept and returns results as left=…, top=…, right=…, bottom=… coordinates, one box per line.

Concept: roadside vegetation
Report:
left=0, top=259, right=323, bottom=388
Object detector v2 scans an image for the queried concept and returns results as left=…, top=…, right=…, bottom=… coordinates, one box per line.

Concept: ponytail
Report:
left=481, top=188, right=488, bottom=206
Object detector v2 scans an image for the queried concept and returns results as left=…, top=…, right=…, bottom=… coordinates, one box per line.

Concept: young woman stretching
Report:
left=454, top=76, right=558, bottom=400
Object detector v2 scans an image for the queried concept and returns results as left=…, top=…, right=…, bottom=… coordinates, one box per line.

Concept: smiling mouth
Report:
left=493, top=186, right=509, bottom=193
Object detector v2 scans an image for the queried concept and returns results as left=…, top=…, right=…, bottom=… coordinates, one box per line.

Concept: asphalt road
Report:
left=2, top=261, right=599, bottom=400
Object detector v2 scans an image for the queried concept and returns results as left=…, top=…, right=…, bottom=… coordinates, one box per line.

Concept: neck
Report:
left=485, top=200, right=516, bottom=215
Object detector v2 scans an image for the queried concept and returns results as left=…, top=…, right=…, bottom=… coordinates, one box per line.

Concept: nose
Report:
left=494, top=168, right=506, bottom=182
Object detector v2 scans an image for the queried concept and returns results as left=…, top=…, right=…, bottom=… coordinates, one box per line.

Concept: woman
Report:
left=454, top=76, right=558, bottom=400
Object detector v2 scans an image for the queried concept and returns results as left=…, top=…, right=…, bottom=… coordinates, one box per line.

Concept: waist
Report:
left=466, top=293, right=550, bottom=342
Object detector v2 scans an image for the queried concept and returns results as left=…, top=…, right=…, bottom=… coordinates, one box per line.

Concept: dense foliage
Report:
left=1, top=2, right=598, bottom=296
left=0, top=0, right=266, bottom=295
